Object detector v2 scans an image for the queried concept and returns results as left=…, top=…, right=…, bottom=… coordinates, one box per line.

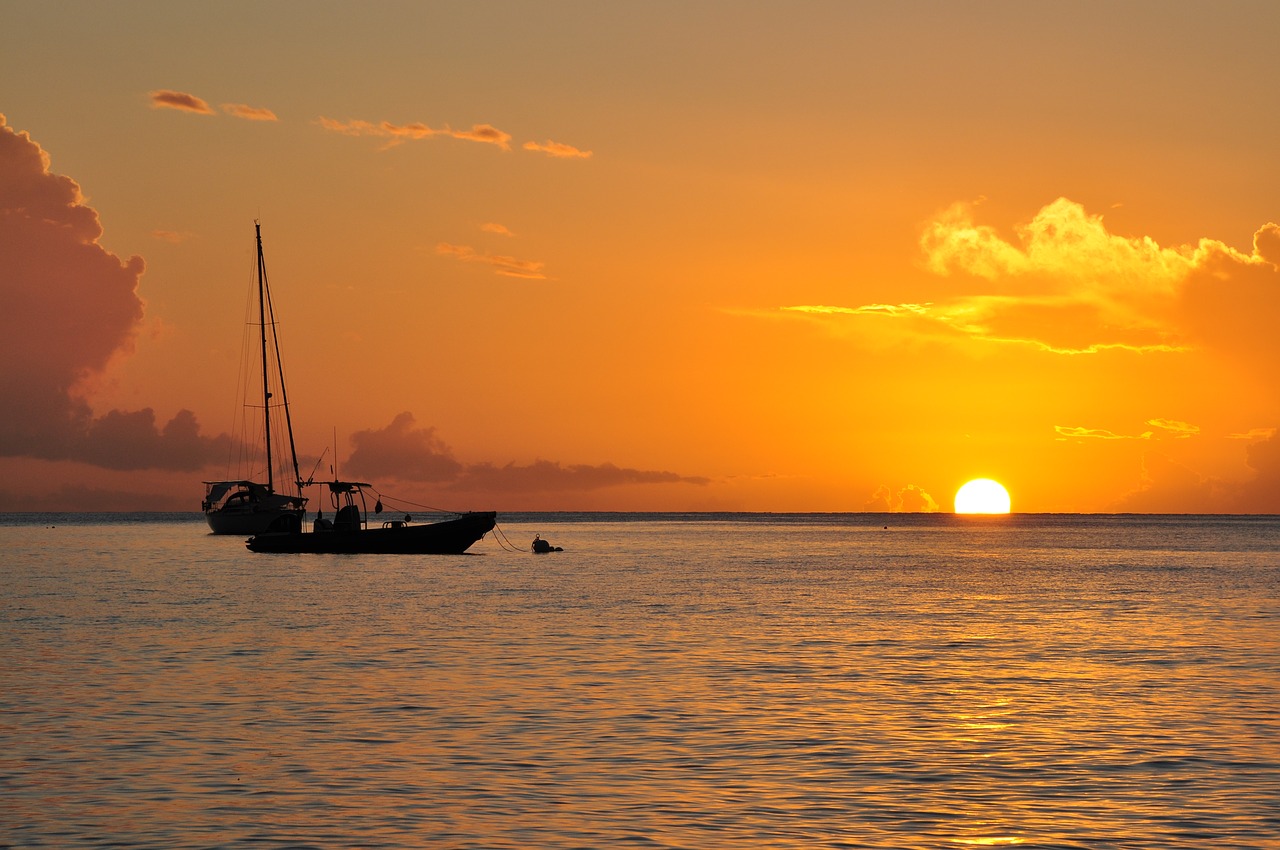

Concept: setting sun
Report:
left=954, top=479, right=1012, bottom=514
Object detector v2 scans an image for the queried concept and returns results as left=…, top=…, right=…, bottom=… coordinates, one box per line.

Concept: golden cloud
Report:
left=1055, top=426, right=1153, bottom=441
left=317, top=117, right=512, bottom=150
left=784, top=198, right=1277, bottom=360
left=523, top=139, right=593, bottom=159
left=864, top=484, right=940, bottom=512
left=437, top=242, right=547, bottom=280
left=1147, top=418, right=1200, bottom=438
left=221, top=103, right=278, bottom=121
left=149, top=89, right=213, bottom=114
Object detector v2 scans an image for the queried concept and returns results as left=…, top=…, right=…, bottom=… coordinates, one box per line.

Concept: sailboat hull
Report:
left=206, top=507, right=306, bottom=536
left=245, top=511, right=497, bottom=554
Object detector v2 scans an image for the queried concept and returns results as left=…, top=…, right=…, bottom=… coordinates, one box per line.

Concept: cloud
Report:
left=346, top=412, right=463, bottom=482
left=1239, top=430, right=1280, bottom=510
left=452, top=124, right=512, bottom=148
left=151, top=229, right=194, bottom=244
left=1148, top=418, right=1200, bottom=438
left=317, top=117, right=512, bottom=150
left=1229, top=427, right=1276, bottom=441
left=149, top=91, right=278, bottom=123
left=0, top=114, right=229, bottom=470
left=480, top=222, right=514, bottom=237
left=1055, top=425, right=1153, bottom=441
left=437, top=242, right=547, bottom=279
left=457, top=459, right=709, bottom=493
left=783, top=199, right=1279, bottom=362
left=784, top=303, right=930, bottom=318
left=523, top=139, right=593, bottom=159
left=1112, top=428, right=1280, bottom=513
left=1116, top=452, right=1227, bottom=512
left=221, top=103, right=278, bottom=121
left=864, top=484, right=940, bottom=512
left=922, top=198, right=1196, bottom=294
left=343, top=412, right=709, bottom=494
left=316, top=118, right=589, bottom=158
left=149, top=90, right=214, bottom=114
left=1176, top=221, right=1280, bottom=384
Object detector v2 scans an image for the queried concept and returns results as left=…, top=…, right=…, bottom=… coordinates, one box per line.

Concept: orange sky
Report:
left=2, top=2, right=1278, bottom=513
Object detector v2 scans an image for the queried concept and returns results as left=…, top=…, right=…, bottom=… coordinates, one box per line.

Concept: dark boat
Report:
left=203, top=223, right=308, bottom=534
left=246, top=480, right=496, bottom=554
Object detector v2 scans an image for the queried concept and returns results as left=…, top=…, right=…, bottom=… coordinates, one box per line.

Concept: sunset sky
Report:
left=2, top=1, right=1278, bottom=513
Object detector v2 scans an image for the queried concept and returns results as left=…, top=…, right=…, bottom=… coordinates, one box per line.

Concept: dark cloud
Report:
left=344, top=411, right=708, bottom=494
left=0, top=114, right=228, bottom=470
left=1116, top=430, right=1280, bottom=513
left=457, top=459, right=709, bottom=494
left=1116, top=452, right=1224, bottom=513
left=346, top=412, right=463, bottom=482
left=1239, top=430, right=1280, bottom=511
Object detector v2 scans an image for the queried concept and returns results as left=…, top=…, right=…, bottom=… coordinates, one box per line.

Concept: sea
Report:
left=1, top=512, right=1277, bottom=849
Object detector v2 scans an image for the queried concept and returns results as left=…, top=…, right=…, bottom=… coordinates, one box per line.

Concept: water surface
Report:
left=2, top=513, right=1277, bottom=848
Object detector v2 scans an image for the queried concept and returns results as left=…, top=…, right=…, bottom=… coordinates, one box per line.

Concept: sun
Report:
left=954, top=478, right=1012, bottom=514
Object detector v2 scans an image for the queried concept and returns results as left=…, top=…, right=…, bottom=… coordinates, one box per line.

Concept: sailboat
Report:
left=202, top=223, right=309, bottom=535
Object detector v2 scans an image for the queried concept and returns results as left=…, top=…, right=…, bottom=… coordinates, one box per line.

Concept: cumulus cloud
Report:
left=149, top=89, right=214, bottom=114
left=317, top=117, right=513, bottom=150
left=343, top=412, right=709, bottom=494
left=1113, top=428, right=1280, bottom=513
left=864, top=484, right=940, bottom=512
left=0, top=114, right=228, bottom=470
left=1176, top=221, right=1280, bottom=384
left=437, top=242, right=547, bottom=279
left=1239, top=430, right=1280, bottom=510
left=786, top=198, right=1277, bottom=359
left=1117, top=452, right=1227, bottom=513
left=523, top=139, right=593, bottom=159
left=346, top=412, right=463, bottom=482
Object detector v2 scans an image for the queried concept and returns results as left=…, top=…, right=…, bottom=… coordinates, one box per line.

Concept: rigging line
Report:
left=366, top=488, right=458, bottom=515
left=490, top=522, right=526, bottom=552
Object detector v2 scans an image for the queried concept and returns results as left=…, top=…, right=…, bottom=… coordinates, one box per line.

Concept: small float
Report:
left=532, top=535, right=563, bottom=553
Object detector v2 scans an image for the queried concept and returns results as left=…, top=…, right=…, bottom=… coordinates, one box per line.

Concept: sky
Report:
left=2, top=1, right=1278, bottom=513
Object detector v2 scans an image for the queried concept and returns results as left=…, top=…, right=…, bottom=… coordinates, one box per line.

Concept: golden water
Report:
left=2, top=514, right=1277, bottom=848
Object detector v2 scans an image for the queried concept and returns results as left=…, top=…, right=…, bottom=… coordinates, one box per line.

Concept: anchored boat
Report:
left=246, top=480, right=496, bottom=554
left=202, top=223, right=308, bottom=534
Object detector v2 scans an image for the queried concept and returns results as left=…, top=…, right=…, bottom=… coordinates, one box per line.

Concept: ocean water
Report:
left=1, top=512, right=1277, bottom=849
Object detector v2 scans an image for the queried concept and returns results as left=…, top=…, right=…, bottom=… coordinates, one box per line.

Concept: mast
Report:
left=256, top=221, right=273, bottom=493
left=264, top=264, right=305, bottom=493
left=256, top=221, right=306, bottom=495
